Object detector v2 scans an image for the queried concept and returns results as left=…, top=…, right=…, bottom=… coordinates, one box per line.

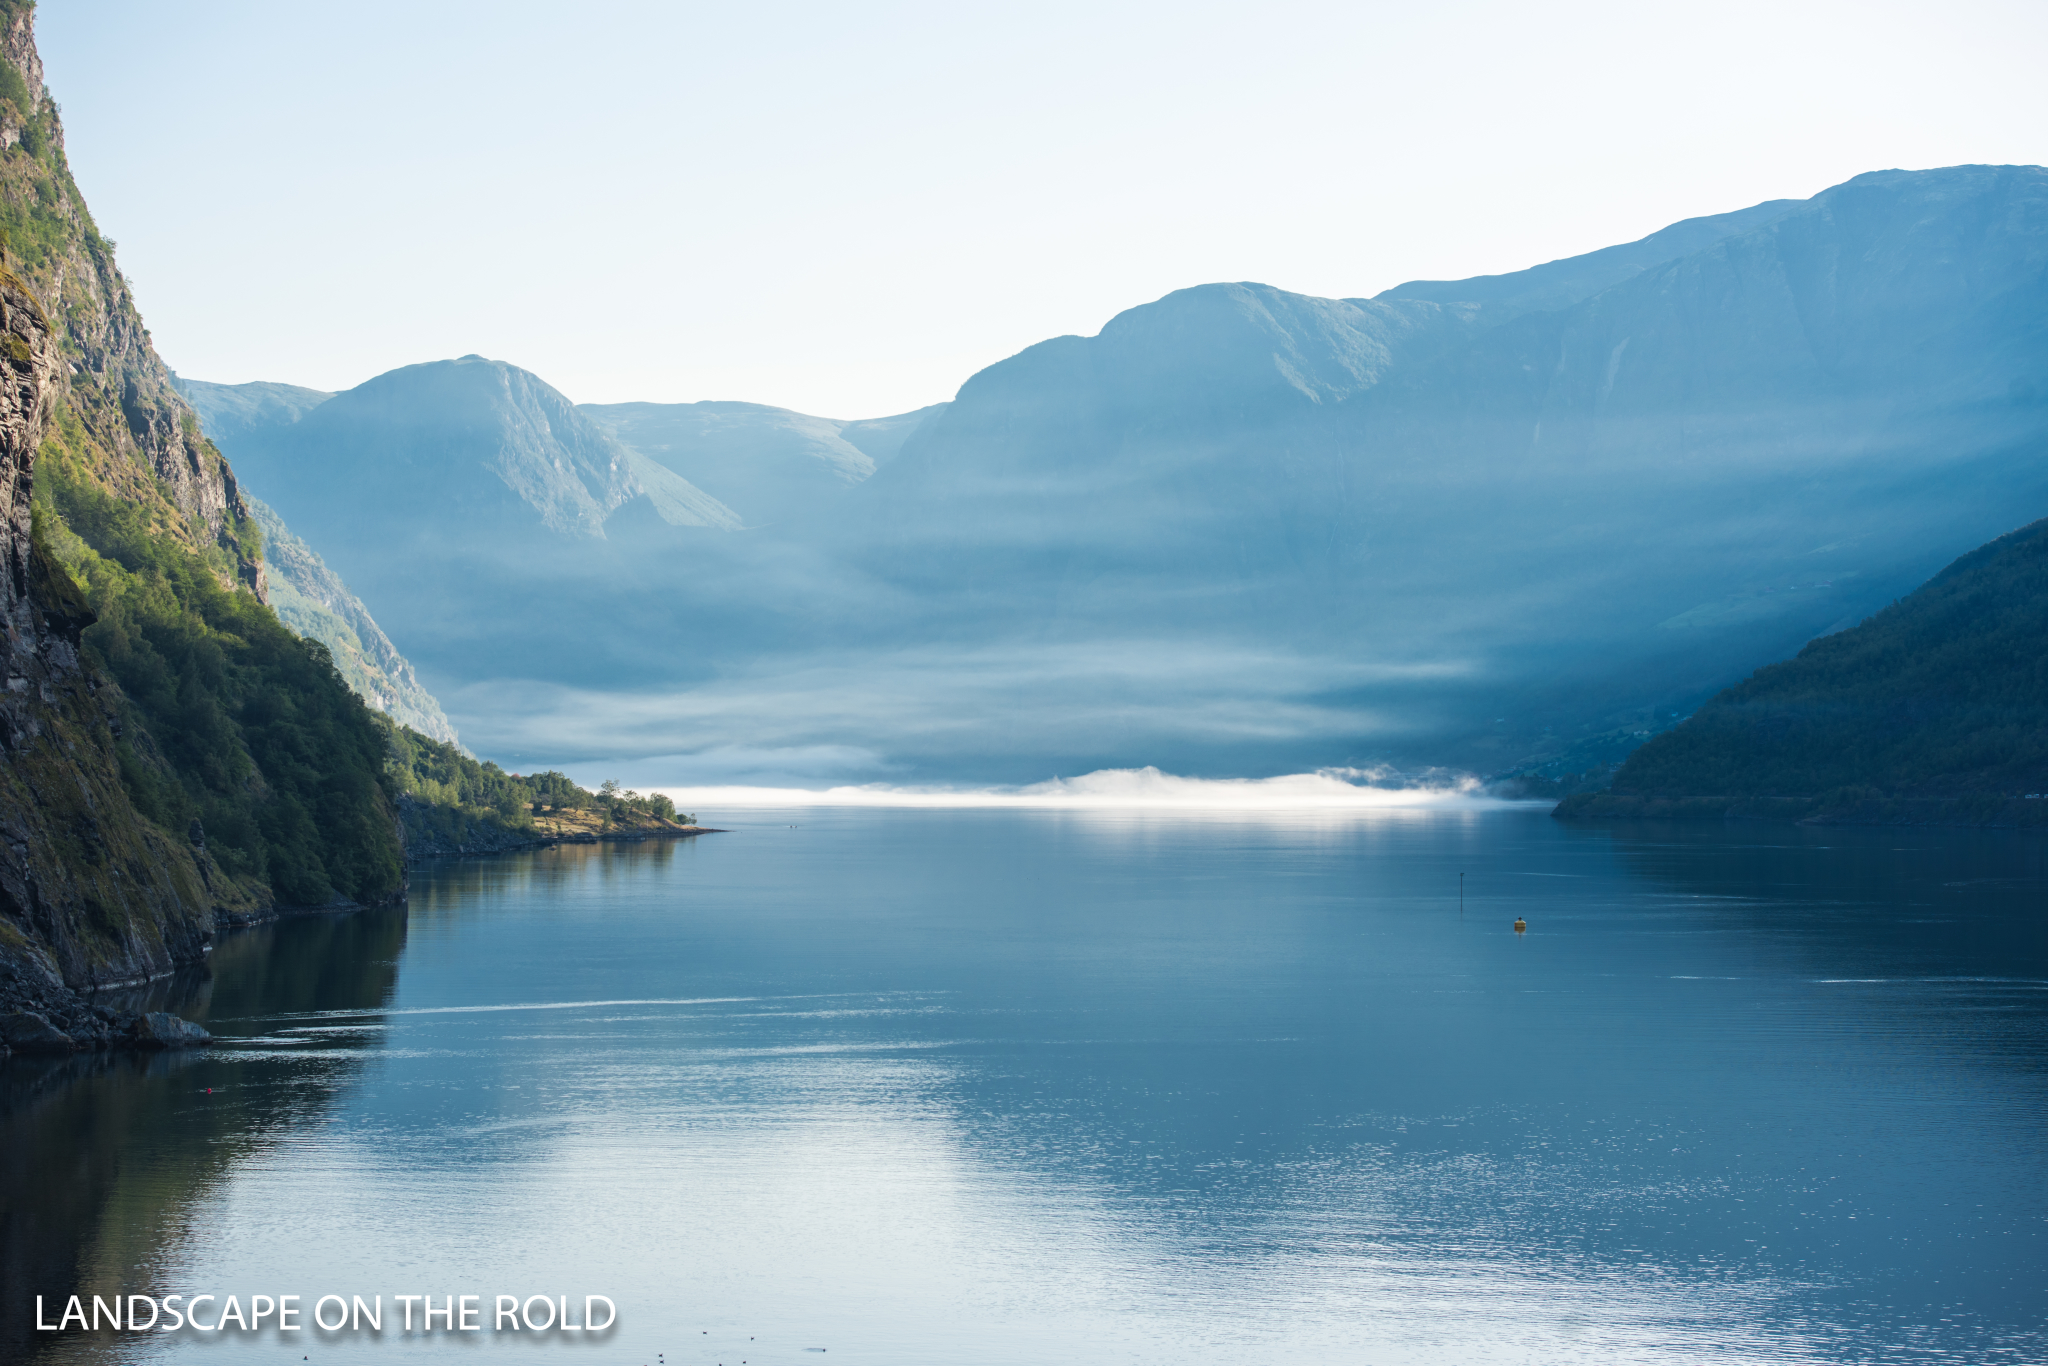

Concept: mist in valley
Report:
left=183, top=166, right=2048, bottom=787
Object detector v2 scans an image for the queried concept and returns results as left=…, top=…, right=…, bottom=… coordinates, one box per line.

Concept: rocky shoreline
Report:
left=0, top=821, right=725, bottom=1059
left=401, top=816, right=724, bottom=860
left=0, top=833, right=721, bottom=1065
left=0, top=986, right=212, bottom=1058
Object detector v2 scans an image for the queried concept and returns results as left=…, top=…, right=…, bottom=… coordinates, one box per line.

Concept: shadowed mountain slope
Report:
left=1557, top=517, right=2048, bottom=825
left=832, top=165, right=2048, bottom=777
left=189, top=358, right=774, bottom=702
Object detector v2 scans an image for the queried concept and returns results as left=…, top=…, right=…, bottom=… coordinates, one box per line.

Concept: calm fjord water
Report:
left=8, top=807, right=2046, bottom=1365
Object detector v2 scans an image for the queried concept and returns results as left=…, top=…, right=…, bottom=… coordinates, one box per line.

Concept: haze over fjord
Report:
left=184, top=166, right=2048, bottom=788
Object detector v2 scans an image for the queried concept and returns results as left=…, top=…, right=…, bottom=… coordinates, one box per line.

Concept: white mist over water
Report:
left=655, top=765, right=1526, bottom=812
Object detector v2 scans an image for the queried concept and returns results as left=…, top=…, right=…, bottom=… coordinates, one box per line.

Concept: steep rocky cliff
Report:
left=0, top=4, right=404, bottom=1052
left=0, top=262, right=232, bottom=1047
left=0, top=3, right=260, bottom=591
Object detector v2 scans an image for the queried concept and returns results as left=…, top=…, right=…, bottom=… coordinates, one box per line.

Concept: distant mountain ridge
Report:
left=582, top=399, right=943, bottom=527
left=182, top=377, right=943, bottom=536
left=1375, top=196, right=1802, bottom=318
left=171, top=376, right=332, bottom=448
left=835, top=165, right=2047, bottom=773
left=187, top=164, right=2048, bottom=784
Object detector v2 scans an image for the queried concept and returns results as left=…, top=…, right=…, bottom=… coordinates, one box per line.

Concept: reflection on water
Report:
left=6, top=814, right=2044, bottom=1364
left=0, top=910, right=405, bottom=1364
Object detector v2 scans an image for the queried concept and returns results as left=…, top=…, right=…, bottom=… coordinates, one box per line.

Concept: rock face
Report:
left=0, top=260, right=220, bottom=1032
left=0, top=7, right=261, bottom=593
left=0, top=254, right=217, bottom=959
left=0, top=1001, right=207, bottom=1056
left=0, top=8, right=357, bottom=1052
left=0, top=255, right=57, bottom=600
left=127, top=1010, right=210, bottom=1049
left=0, top=1007, right=73, bottom=1053
left=0, top=7, right=245, bottom=1014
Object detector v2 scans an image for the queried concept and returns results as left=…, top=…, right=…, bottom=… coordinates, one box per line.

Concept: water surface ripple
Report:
left=6, top=808, right=2045, bottom=1364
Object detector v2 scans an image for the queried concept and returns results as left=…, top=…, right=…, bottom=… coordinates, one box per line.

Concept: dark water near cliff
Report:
left=6, top=807, right=2046, bottom=1365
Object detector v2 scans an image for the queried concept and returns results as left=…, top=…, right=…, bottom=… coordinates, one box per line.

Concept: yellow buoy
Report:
left=1513, top=917, right=1527, bottom=934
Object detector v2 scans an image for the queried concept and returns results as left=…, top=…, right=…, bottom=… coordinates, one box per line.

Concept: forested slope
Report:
left=1558, top=517, right=2048, bottom=825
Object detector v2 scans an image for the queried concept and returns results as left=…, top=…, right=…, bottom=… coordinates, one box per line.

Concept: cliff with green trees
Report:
left=1558, top=517, right=2048, bottom=826
left=32, top=462, right=406, bottom=908
left=0, top=2, right=417, bottom=1051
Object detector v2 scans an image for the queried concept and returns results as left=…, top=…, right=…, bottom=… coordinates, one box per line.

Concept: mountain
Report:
left=189, top=165, right=2048, bottom=786
left=1557, top=517, right=2048, bottom=825
left=207, top=355, right=739, bottom=543
left=184, top=358, right=814, bottom=709
left=244, top=497, right=459, bottom=744
left=840, top=404, right=946, bottom=465
left=583, top=400, right=943, bottom=527
left=167, top=380, right=461, bottom=743
left=0, top=3, right=443, bottom=1048
left=183, top=376, right=938, bottom=534
left=828, top=165, right=2048, bottom=776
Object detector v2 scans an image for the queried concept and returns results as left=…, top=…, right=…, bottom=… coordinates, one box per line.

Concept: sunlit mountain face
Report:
left=186, top=166, right=2048, bottom=785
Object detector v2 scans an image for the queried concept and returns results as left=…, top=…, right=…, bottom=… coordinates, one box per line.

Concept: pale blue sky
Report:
left=42, top=0, right=2048, bottom=418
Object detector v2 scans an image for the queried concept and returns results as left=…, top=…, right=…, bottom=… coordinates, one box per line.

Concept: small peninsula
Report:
left=388, top=723, right=709, bottom=858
